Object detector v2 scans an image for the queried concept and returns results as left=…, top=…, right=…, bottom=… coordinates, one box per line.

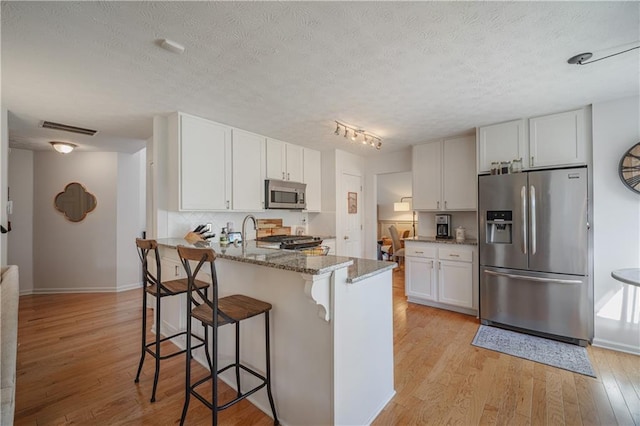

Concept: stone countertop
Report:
left=157, top=238, right=392, bottom=282
left=404, top=236, right=478, bottom=246
left=347, top=258, right=397, bottom=283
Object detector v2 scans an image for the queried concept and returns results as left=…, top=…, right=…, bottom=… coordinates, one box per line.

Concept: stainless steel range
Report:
left=257, top=235, right=323, bottom=250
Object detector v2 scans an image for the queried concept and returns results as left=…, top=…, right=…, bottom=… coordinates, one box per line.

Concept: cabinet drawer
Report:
left=405, top=245, right=437, bottom=258
left=439, top=247, right=472, bottom=262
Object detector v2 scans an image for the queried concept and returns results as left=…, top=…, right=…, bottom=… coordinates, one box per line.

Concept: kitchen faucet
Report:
left=241, top=214, right=257, bottom=249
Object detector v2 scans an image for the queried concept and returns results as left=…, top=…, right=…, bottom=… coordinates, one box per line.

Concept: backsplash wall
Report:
left=167, top=210, right=309, bottom=241
left=416, top=211, right=478, bottom=240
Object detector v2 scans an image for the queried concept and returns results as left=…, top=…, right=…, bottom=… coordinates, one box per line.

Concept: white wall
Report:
left=0, top=109, right=8, bottom=266
left=377, top=172, right=413, bottom=221
left=592, top=95, right=640, bottom=354
left=7, top=149, right=33, bottom=294
left=33, top=152, right=119, bottom=292
left=364, top=148, right=412, bottom=259
left=116, top=150, right=146, bottom=291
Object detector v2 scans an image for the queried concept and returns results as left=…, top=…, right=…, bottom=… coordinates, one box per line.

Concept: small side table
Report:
left=611, top=268, right=640, bottom=287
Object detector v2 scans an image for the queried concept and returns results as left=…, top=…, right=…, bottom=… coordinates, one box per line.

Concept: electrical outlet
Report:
left=204, top=223, right=212, bottom=233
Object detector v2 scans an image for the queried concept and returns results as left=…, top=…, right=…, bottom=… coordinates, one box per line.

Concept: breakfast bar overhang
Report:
left=154, top=239, right=396, bottom=425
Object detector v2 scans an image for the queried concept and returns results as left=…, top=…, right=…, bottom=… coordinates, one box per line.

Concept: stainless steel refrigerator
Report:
left=479, top=167, right=592, bottom=345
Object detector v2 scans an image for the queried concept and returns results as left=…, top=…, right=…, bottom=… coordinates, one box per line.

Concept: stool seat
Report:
left=145, top=278, right=209, bottom=296
left=192, top=295, right=272, bottom=327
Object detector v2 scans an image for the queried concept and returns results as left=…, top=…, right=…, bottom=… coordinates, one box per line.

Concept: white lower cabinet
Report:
left=405, top=241, right=477, bottom=315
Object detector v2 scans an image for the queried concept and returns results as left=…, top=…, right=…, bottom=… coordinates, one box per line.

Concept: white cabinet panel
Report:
left=439, top=259, right=473, bottom=308
left=172, top=113, right=231, bottom=211
left=406, top=255, right=436, bottom=301
left=303, top=148, right=322, bottom=212
left=266, top=138, right=304, bottom=182
left=232, top=129, right=265, bottom=211
left=529, top=109, right=585, bottom=168
left=413, top=136, right=476, bottom=211
left=443, top=136, right=477, bottom=210
left=477, top=119, right=527, bottom=173
left=412, top=142, right=441, bottom=210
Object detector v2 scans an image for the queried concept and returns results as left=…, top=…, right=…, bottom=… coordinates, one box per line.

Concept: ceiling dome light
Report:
left=50, top=141, right=77, bottom=154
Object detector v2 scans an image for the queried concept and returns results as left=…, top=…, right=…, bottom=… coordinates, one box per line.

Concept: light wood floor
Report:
left=14, top=270, right=639, bottom=425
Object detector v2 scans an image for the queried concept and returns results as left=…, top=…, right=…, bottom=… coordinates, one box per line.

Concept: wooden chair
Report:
left=134, top=238, right=210, bottom=402
left=177, top=245, right=278, bottom=426
left=389, top=225, right=406, bottom=267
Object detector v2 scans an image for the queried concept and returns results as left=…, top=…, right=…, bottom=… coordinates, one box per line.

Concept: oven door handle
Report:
left=484, top=269, right=582, bottom=285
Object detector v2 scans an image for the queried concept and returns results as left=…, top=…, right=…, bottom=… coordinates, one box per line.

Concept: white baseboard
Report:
left=592, top=337, right=640, bottom=356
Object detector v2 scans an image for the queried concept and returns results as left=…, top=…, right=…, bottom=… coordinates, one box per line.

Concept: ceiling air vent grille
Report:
left=40, top=121, right=98, bottom=136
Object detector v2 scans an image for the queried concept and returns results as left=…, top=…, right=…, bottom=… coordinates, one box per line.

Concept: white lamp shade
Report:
left=394, top=202, right=410, bottom=212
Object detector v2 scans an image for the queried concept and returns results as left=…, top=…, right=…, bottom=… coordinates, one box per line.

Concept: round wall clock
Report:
left=619, top=142, right=640, bottom=194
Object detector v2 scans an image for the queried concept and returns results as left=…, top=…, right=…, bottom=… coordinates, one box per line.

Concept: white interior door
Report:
left=341, top=173, right=363, bottom=258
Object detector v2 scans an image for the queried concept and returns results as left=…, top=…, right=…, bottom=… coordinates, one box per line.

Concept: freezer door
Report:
left=479, top=173, right=528, bottom=269
left=480, top=266, right=592, bottom=343
left=528, top=168, right=588, bottom=275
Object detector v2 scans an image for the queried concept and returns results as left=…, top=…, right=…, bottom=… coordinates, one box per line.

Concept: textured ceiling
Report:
left=2, top=1, right=639, bottom=156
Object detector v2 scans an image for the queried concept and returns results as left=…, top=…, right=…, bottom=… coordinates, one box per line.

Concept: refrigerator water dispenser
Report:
left=486, top=211, right=512, bottom=244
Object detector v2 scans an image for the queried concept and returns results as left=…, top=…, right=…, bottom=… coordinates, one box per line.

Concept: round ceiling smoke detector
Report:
left=567, top=52, right=593, bottom=65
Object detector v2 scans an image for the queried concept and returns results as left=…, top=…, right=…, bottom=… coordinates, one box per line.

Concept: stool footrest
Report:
left=144, top=331, right=206, bottom=360
left=189, top=362, right=268, bottom=412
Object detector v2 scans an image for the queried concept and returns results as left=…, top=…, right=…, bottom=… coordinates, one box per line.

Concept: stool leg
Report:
left=134, top=288, right=147, bottom=383
left=235, top=322, right=241, bottom=398
left=151, top=294, right=161, bottom=403
left=180, top=310, right=193, bottom=426
left=265, top=312, right=279, bottom=425
left=212, top=322, right=218, bottom=426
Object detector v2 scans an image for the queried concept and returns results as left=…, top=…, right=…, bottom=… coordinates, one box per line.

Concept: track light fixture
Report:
left=333, top=120, right=382, bottom=150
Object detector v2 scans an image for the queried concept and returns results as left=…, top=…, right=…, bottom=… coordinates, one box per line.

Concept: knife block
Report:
left=184, top=231, right=205, bottom=244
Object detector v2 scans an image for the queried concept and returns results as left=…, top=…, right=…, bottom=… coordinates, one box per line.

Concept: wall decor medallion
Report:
left=54, top=182, right=97, bottom=222
left=619, top=142, right=640, bottom=194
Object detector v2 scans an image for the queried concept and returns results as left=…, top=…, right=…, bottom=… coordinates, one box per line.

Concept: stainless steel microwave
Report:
left=265, top=179, right=306, bottom=210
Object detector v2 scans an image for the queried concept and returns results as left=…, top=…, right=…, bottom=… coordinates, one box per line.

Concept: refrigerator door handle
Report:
left=484, top=269, right=582, bottom=285
left=521, top=186, right=527, bottom=254
left=530, top=185, right=536, bottom=255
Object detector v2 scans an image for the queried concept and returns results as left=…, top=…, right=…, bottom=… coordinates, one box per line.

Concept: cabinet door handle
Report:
left=282, top=172, right=285, bottom=180
left=226, top=200, right=230, bottom=209
left=444, top=201, right=448, bottom=209
left=449, top=254, right=460, bottom=257
left=344, top=235, right=349, bottom=240
left=530, top=156, right=534, bottom=167
left=437, top=201, right=440, bottom=209
left=415, top=251, right=424, bottom=254
left=438, top=261, right=441, bottom=270
left=287, top=172, right=290, bottom=180
left=175, top=265, right=179, bottom=276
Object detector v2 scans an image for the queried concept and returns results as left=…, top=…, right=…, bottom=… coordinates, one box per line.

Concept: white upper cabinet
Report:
left=266, top=138, right=303, bottom=182
left=413, top=135, right=476, bottom=211
left=303, top=147, right=322, bottom=212
left=169, top=112, right=231, bottom=211
left=529, top=109, right=586, bottom=169
left=477, top=108, right=587, bottom=173
left=412, top=141, right=442, bottom=210
left=477, top=119, right=526, bottom=174
left=442, top=136, right=477, bottom=210
left=232, top=129, right=265, bottom=211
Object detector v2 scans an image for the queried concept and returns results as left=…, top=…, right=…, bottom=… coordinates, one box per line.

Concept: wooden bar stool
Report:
left=176, top=245, right=278, bottom=426
left=134, top=238, right=210, bottom=402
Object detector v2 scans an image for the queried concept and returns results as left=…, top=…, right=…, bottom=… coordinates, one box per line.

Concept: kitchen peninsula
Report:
left=155, top=238, right=396, bottom=426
